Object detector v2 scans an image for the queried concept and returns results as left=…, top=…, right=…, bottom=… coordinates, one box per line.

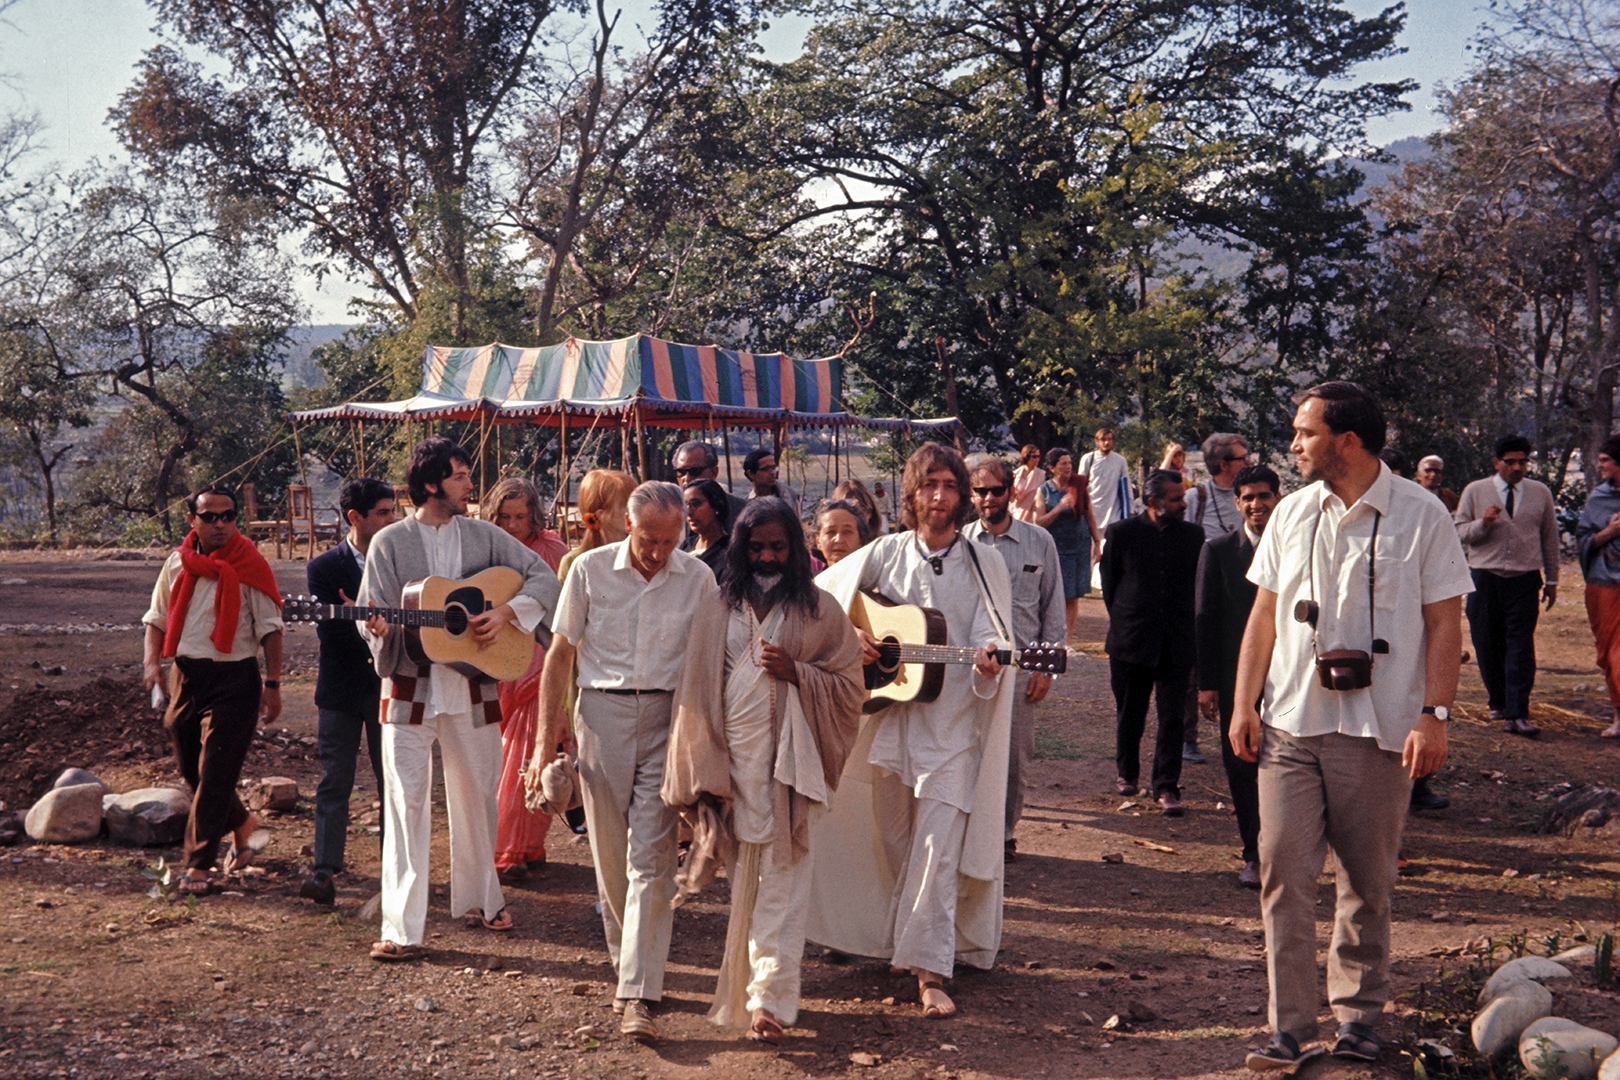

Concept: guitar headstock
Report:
left=1015, top=642, right=1068, bottom=674
left=282, top=595, right=327, bottom=623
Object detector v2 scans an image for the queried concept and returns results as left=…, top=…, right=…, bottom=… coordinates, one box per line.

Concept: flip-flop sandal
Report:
left=177, top=874, right=214, bottom=896
left=1331, top=1022, right=1381, bottom=1062
left=223, top=830, right=271, bottom=874
left=748, top=1013, right=785, bottom=1044
left=466, top=908, right=514, bottom=932
left=919, top=979, right=956, bottom=1018
left=370, top=941, right=427, bottom=963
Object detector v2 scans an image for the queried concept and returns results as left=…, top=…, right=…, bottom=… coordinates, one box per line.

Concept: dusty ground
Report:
left=0, top=548, right=1616, bottom=1080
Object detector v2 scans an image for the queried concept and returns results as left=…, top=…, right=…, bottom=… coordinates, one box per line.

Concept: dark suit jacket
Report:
left=307, top=538, right=382, bottom=712
left=1100, top=513, right=1204, bottom=667
left=1195, top=527, right=1259, bottom=699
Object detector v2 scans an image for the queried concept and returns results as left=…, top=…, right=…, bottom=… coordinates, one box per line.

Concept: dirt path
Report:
left=0, top=556, right=1617, bottom=1080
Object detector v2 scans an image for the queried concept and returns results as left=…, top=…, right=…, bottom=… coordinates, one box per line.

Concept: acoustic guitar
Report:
left=282, top=567, right=536, bottom=682
left=849, top=591, right=1069, bottom=713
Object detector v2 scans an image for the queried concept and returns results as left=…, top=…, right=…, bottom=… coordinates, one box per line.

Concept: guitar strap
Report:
left=962, top=540, right=1014, bottom=648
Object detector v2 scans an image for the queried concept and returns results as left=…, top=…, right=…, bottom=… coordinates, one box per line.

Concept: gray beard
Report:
left=745, top=570, right=785, bottom=610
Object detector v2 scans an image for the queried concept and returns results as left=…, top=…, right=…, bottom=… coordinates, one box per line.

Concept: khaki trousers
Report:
left=574, top=690, right=679, bottom=1002
left=1257, top=726, right=1410, bottom=1042
left=1005, top=671, right=1035, bottom=841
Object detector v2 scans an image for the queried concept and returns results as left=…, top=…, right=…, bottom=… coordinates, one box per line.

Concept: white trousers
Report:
left=574, top=690, right=679, bottom=1001
left=872, top=769, right=969, bottom=977
left=735, top=827, right=816, bottom=1025
left=379, top=712, right=504, bottom=946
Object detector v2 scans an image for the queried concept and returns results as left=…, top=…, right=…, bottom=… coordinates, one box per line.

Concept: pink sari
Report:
left=1012, top=464, right=1045, bottom=522
left=495, top=530, right=566, bottom=870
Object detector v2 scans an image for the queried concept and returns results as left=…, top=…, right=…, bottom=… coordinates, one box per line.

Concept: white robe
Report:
left=805, top=534, right=1016, bottom=969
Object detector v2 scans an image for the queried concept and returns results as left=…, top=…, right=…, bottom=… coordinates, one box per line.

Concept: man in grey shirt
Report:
left=964, top=454, right=1067, bottom=860
left=1453, top=434, right=1560, bottom=738
left=1181, top=432, right=1251, bottom=764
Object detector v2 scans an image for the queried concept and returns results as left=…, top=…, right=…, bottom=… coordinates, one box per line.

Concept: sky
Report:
left=0, top=0, right=1500, bottom=323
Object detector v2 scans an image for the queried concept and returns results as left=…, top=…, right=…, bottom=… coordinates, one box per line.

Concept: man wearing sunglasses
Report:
left=963, top=454, right=1066, bottom=861
left=671, top=440, right=747, bottom=522
left=743, top=447, right=802, bottom=519
left=142, top=485, right=284, bottom=897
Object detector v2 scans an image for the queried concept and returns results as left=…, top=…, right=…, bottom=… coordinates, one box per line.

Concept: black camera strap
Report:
left=1303, top=505, right=1383, bottom=660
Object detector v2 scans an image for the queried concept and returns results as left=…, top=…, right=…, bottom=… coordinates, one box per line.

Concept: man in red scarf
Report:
left=142, top=484, right=284, bottom=896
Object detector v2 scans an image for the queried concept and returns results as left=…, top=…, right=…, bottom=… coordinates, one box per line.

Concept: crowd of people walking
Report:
left=134, top=380, right=1618, bottom=1069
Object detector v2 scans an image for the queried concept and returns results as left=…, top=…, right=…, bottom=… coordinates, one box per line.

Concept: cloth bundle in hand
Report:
left=523, top=754, right=582, bottom=815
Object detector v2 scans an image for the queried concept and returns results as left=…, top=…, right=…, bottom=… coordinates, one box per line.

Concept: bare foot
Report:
left=1602, top=719, right=1620, bottom=738
left=919, top=976, right=956, bottom=1018
left=234, top=813, right=261, bottom=848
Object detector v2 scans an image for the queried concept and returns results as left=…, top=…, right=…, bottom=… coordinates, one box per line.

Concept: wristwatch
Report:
left=263, top=679, right=281, bottom=690
left=1421, top=705, right=1449, bottom=722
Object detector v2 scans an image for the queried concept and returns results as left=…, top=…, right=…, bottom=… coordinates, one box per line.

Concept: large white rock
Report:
left=1481, top=956, right=1575, bottom=1004
left=23, top=783, right=105, bottom=843
left=1553, top=945, right=1598, bottom=966
left=102, top=788, right=191, bottom=847
left=1474, top=980, right=1554, bottom=1056
left=1520, top=1018, right=1619, bottom=1080
left=1598, top=1045, right=1620, bottom=1080
left=52, top=768, right=108, bottom=793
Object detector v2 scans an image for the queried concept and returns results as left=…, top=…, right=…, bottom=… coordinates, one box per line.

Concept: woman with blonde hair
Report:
left=1160, top=443, right=1194, bottom=489
left=485, top=476, right=568, bottom=885
left=1011, top=444, right=1045, bottom=522
left=546, top=470, right=636, bottom=837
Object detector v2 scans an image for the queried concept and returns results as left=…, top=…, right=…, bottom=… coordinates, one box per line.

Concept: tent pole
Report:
left=558, top=408, right=570, bottom=543
left=620, top=419, right=630, bottom=474
left=722, top=420, right=734, bottom=492
left=635, top=401, right=649, bottom=480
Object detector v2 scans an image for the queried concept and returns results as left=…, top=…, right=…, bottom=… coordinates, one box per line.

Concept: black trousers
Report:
left=1110, top=647, right=1189, bottom=798
left=1216, top=690, right=1260, bottom=862
left=1466, top=569, right=1541, bottom=719
left=313, top=697, right=384, bottom=874
left=165, top=657, right=260, bottom=871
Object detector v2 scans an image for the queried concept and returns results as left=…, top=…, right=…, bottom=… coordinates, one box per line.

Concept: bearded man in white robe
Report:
left=663, top=497, right=865, bottom=1042
left=809, top=443, right=1017, bottom=1019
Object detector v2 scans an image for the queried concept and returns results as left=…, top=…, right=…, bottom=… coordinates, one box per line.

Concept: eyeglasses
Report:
left=194, top=509, right=237, bottom=524
left=1500, top=456, right=1529, bottom=466
left=971, top=485, right=1009, bottom=497
left=673, top=467, right=704, bottom=479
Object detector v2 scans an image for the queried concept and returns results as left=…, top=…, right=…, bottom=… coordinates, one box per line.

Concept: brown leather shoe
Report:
left=1157, top=793, right=1184, bottom=817
left=1504, top=717, right=1541, bottom=738
left=1116, top=778, right=1139, bottom=796
left=1238, top=861, right=1261, bottom=889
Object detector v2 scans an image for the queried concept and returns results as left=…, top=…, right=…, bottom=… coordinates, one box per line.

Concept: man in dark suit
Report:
left=1100, top=469, right=1206, bottom=816
left=1195, top=464, right=1280, bottom=889
left=300, top=478, right=396, bottom=904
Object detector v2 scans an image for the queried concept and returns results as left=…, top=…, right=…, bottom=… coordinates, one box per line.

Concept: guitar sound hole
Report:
left=442, top=605, right=468, bottom=636
left=876, top=638, right=902, bottom=675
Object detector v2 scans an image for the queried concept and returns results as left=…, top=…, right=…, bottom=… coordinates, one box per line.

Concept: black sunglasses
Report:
left=972, top=485, right=1009, bottom=497
left=194, top=509, right=238, bottom=524
left=673, top=467, right=704, bottom=478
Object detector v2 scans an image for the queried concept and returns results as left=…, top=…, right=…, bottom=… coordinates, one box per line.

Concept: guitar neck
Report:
left=886, top=644, right=1014, bottom=666
left=295, top=604, right=447, bottom=629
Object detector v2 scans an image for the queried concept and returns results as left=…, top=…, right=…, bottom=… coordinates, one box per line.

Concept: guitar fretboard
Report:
left=880, top=644, right=1015, bottom=665
left=291, top=604, right=448, bottom=629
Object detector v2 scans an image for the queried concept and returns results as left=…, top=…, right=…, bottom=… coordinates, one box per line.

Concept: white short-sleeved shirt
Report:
left=1247, top=464, right=1473, bottom=751
left=143, top=551, right=284, bottom=661
left=551, top=541, right=716, bottom=691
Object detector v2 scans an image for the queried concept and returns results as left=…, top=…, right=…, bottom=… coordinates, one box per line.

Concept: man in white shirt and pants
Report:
left=1231, top=383, right=1470, bottom=1070
left=1079, top=427, right=1133, bottom=590
left=532, top=481, right=718, bottom=1041
left=359, top=439, right=560, bottom=962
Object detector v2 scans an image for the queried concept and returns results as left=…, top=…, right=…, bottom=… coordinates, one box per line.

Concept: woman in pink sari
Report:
left=485, top=477, right=568, bottom=885
left=1011, top=444, right=1046, bottom=522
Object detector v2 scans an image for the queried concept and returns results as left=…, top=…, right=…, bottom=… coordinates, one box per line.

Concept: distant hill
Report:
left=1353, top=135, right=1434, bottom=196
left=280, top=324, right=356, bottom=389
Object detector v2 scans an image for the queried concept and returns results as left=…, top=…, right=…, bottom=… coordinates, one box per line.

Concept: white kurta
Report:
left=721, top=603, right=817, bottom=1025
left=1079, top=450, right=1133, bottom=529
left=806, top=534, right=1016, bottom=972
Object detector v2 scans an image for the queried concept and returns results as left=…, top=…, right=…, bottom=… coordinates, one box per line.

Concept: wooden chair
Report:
left=286, top=485, right=319, bottom=560
left=239, top=482, right=285, bottom=558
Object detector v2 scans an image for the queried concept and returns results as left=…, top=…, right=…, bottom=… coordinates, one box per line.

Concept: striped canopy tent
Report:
left=289, top=335, right=960, bottom=435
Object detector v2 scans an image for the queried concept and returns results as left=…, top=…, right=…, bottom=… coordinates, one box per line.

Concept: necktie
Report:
left=1505, top=485, right=1515, bottom=518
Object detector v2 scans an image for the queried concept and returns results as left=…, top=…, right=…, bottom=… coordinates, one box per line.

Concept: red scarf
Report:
left=162, top=531, right=283, bottom=658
